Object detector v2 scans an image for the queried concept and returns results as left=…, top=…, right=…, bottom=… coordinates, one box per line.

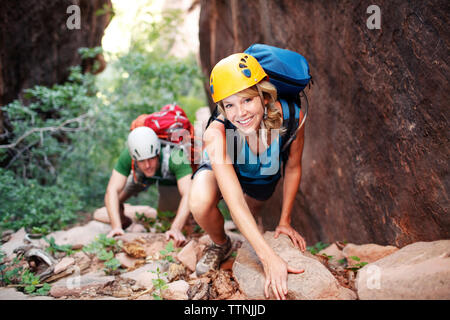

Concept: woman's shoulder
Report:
left=204, top=116, right=226, bottom=141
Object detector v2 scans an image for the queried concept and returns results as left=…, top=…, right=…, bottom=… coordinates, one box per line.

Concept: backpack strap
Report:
left=160, top=141, right=176, bottom=180
left=279, top=98, right=301, bottom=175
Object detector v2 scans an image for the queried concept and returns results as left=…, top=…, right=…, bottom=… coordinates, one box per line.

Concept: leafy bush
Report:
left=0, top=11, right=207, bottom=233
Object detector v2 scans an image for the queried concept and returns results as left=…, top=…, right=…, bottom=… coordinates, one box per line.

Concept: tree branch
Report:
left=0, top=113, right=91, bottom=150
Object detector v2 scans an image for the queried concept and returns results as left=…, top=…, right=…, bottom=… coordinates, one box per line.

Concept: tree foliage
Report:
left=0, top=11, right=206, bottom=232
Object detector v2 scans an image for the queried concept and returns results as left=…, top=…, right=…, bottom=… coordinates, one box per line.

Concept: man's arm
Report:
left=105, top=169, right=127, bottom=238
left=165, top=173, right=192, bottom=246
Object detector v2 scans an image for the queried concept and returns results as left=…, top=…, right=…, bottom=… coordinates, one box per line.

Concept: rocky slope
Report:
left=1, top=212, right=448, bottom=300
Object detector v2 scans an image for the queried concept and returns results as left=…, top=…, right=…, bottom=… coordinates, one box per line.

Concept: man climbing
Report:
left=103, top=126, right=192, bottom=246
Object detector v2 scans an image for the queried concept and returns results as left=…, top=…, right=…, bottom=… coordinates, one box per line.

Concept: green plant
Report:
left=150, top=267, right=168, bottom=300
left=218, top=200, right=231, bottom=221
left=83, top=234, right=123, bottom=275
left=21, top=269, right=51, bottom=295
left=159, top=241, right=175, bottom=263
left=321, top=253, right=333, bottom=260
left=307, top=242, right=329, bottom=255
left=0, top=256, right=24, bottom=286
left=103, top=258, right=121, bottom=275
left=44, top=236, right=74, bottom=256
left=347, top=256, right=368, bottom=270
left=136, top=210, right=177, bottom=233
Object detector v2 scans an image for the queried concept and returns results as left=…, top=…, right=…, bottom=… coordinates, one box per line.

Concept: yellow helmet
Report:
left=209, top=53, right=267, bottom=103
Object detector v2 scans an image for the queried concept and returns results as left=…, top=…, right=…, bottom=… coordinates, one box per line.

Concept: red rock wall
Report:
left=199, top=0, right=449, bottom=246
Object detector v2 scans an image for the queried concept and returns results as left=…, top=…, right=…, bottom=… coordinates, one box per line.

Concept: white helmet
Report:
left=127, top=127, right=160, bottom=161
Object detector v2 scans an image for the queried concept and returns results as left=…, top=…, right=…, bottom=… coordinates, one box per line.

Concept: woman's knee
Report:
left=189, top=172, right=219, bottom=217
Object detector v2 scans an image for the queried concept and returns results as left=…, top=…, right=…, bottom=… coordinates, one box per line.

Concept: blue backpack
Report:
left=244, top=43, right=311, bottom=99
left=244, top=44, right=312, bottom=168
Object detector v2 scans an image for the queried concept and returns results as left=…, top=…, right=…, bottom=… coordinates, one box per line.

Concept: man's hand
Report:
left=274, top=224, right=306, bottom=252
left=107, top=227, right=125, bottom=238
left=165, top=228, right=187, bottom=247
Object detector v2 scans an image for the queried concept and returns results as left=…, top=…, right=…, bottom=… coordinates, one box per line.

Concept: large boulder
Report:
left=356, top=240, right=450, bottom=299
left=40, top=221, right=111, bottom=247
left=232, top=232, right=356, bottom=300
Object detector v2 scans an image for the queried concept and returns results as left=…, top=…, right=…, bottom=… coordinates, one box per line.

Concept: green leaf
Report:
left=25, top=285, right=36, bottom=294
left=350, top=256, right=361, bottom=262
left=35, top=283, right=51, bottom=296
left=98, top=250, right=114, bottom=261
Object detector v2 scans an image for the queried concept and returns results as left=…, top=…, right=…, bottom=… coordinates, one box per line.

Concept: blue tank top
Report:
left=203, top=119, right=282, bottom=186
left=234, top=134, right=281, bottom=185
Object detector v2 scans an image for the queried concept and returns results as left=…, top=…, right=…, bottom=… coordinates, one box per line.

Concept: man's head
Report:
left=127, top=127, right=161, bottom=177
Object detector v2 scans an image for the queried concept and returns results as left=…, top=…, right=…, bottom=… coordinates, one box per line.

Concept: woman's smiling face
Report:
left=222, top=93, right=264, bottom=135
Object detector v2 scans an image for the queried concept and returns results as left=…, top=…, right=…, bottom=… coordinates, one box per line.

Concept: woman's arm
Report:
left=276, top=110, right=307, bottom=251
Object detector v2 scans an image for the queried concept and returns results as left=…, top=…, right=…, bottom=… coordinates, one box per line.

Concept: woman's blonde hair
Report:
left=217, top=80, right=286, bottom=135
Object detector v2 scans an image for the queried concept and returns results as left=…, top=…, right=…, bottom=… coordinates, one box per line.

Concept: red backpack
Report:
left=130, top=104, right=198, bottom=181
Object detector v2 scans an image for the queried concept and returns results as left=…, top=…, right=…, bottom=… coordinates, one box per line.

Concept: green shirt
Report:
left=114, top=147, right=192, bottom=185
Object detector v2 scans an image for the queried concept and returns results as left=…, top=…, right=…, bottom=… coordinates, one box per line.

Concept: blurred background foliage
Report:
left=0, top=5, right=207, bottom=233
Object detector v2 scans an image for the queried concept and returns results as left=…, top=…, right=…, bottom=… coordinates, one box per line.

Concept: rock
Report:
left=49, top=271, right=115, bottom=298
left=72, top=251, right=91, bottom=268
left=233, top=232, right=356, bottom=300
left=122, top=241, right=147, bottom=259
left=187, top=278, right=212, bottom=300
left=1, top=230, right=14, bottom=244
left=0, top=288, right=55, bottom=300
left=177, top=240, right=200, bottom=272
left=121, top=262, right=168, bottom=289
left=224, top=220, right=237, bottom=231
left=0, top=228, right=27, bottom=257
left=162, top=280, right=189, bottom=300
left=54, top=257, right=75, bottom=274
left=319, top=243, right=345, bottom=268
left=93, top=204, right=157, bottom=224
left=143, top=239, right=167, bottom=259
left=343, top=243, right=399, bottom=267
left=168, top=263, right=187, bottom=282
left=220, top=257, right=235, bottom=271
left=116, top=252, right=140, bottom=269
left=115, top=233, right=150, bottom=244
left=126, top=223, right=147, bottom=233
left=40, top=221, right=111, bottom=247
left=210, top=270, right=239, bottom=299
left=356, top=240, right=450, bottom=300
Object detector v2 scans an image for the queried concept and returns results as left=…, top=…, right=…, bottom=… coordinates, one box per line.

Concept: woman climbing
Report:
left=189, top=52, right=307, bottom=300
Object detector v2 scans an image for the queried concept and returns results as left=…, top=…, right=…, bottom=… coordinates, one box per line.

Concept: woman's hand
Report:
left=274, top=224, right=306, bottom=252
left=107, top=227, right=124, bottom=238
left=165, top=228, right=187, bottom=247
left=262, top=253, right=304, bottom=300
